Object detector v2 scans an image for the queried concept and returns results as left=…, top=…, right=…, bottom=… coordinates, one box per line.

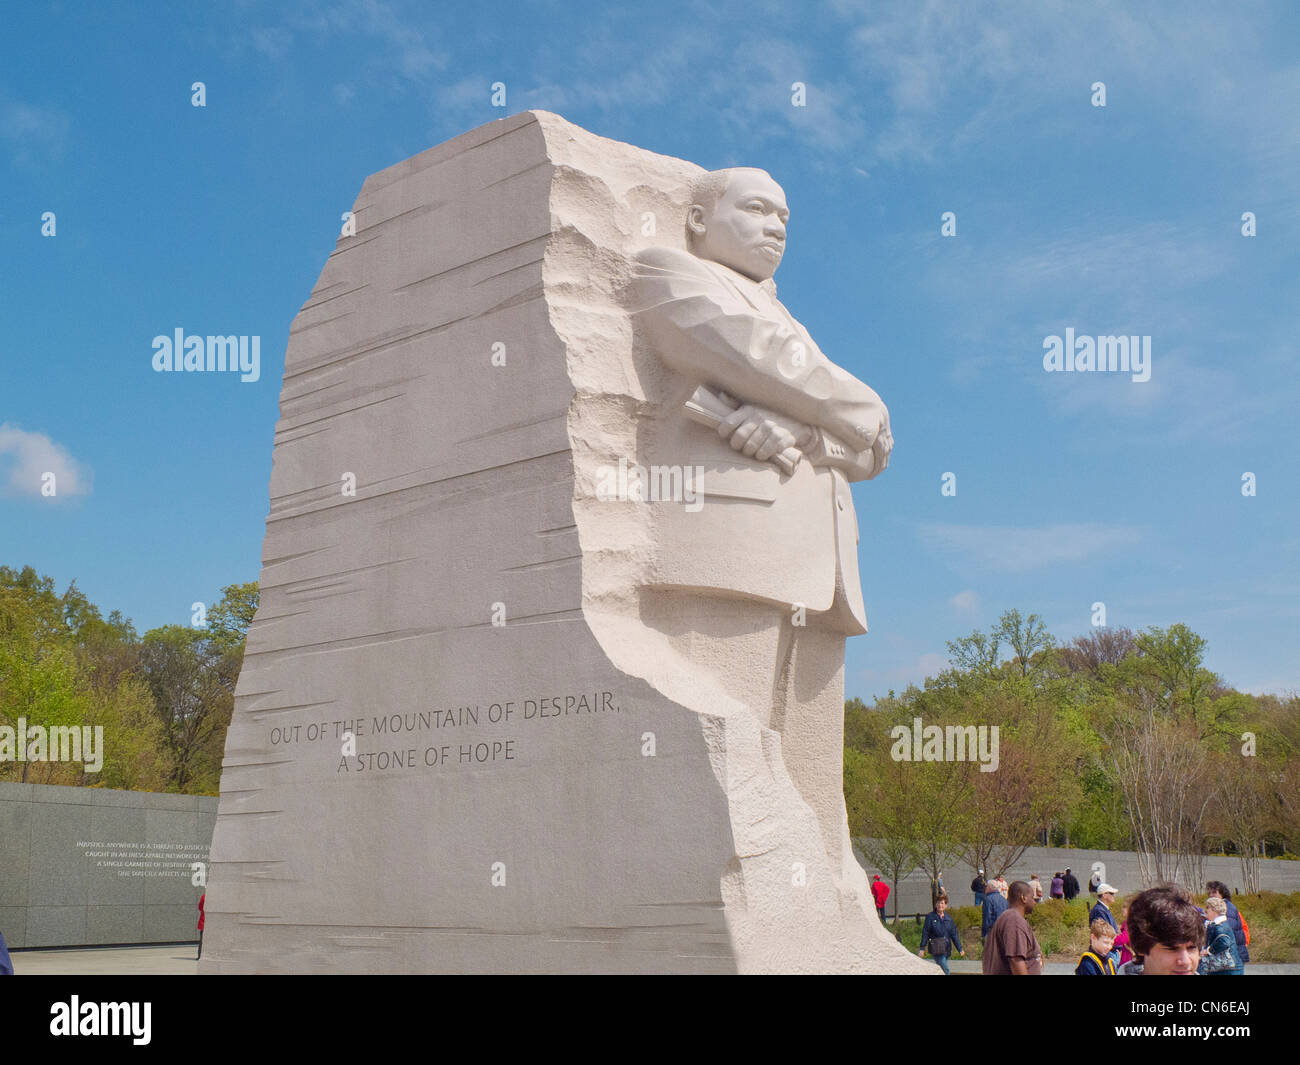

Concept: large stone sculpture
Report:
left=204, top=111, right=929, bottom=974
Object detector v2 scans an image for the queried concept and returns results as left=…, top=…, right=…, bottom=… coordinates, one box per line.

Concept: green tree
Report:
left=996, top=608, right=1055, bottom=678
left=207, top=581, right=259, bottom=653
left=1, top=566, right=257, bottom=795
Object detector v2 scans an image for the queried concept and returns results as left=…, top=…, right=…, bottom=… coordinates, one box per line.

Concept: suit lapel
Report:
left=701, top=260, right=816, bottom=349
left=701, top=259, right=764, bottom=313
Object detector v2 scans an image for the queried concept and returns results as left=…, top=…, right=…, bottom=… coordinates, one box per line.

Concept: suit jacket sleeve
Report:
left=632, top=245, right=889, bottom=470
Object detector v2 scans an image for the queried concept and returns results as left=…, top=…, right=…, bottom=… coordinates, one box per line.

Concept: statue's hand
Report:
left=718, top=403, right=814, bottom=463
left=871, top=417, right=894, bottom=472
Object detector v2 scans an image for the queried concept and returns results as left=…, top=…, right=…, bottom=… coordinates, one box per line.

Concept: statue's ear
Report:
left=686, top=205, right=707, bottom=237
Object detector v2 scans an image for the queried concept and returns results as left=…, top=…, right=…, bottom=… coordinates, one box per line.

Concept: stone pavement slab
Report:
left=11, top=944, right=198, bottom=975
left=11, top=945, right=1300, bottom=975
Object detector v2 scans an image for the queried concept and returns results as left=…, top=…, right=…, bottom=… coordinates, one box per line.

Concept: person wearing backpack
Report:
left=1075, top=918, right=1118, bottom=975
left=918, top=891, right=965, bottom=974
left=1206, top=881, right=1250, bottom=966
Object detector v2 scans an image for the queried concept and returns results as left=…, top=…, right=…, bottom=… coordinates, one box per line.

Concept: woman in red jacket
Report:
left=197, top=893, right=205, bottom=961
left=870, top=875, right=890, bottom=924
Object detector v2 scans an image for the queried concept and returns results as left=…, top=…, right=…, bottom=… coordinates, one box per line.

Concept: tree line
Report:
left=846, top=609, right=1300, bottom=899
left=5, top=569, right=1297, bottom=892
left=0, top=565, right=257, bottom=794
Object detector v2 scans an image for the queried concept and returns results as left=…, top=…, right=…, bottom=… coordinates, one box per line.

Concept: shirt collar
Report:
left=703, top=257, right=779, bottom=301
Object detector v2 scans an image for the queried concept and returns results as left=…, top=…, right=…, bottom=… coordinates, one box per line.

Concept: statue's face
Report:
left=690, top=171, right=789, bottom=281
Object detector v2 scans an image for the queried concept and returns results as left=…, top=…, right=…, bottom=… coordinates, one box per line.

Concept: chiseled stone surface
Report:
left=204, top=111, right=927, bottom=973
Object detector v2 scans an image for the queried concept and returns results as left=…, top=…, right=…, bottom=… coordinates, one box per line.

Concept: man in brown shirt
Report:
left=982, top=880, right=1043, bottom=975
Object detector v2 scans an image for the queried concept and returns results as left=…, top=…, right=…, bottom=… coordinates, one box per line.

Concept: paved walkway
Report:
left=11, top=945, right=199, bottom=975
left=11, top=945, right=1300, bottom=975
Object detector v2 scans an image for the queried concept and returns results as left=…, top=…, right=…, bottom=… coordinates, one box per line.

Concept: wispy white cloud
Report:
left=0, top=424, right=92, bottom=499
left=856, top=650, right=950, bottom=693
left=242, top=0, right=448, bottom=81
left=920, top=216, right=1293, bottom=442
left=0, top=99, right=71, bottom=165
left=920, top=521, right=1143, bottom=573
left=828, top=0, right=1296, bottom=181
left=251, top=26, right=294, bottom=59
left=949, top=589, right=979, bottom=612
left=707, top=38, right=870, bottom=156
left=1001, top=222, right=1228, bottom=301
left=922, top=217, right=1234, bottom=342
left=352, top=8, right=875, bottom=160
left=433, top=76, right=487, bottom=114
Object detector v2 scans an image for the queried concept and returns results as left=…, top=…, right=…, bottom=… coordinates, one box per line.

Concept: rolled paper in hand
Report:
left=683, top=385, right=801, bottom=475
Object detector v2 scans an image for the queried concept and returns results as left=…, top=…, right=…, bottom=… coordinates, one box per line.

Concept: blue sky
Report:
left=2, top=0, right=1297, bottom=700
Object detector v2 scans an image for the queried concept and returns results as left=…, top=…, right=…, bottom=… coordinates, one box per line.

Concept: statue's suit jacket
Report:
left=630, top=245, right=891, bottom=636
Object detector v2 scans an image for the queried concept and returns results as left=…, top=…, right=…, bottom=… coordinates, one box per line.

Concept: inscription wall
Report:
left=0, top=782, right=215, bottom=948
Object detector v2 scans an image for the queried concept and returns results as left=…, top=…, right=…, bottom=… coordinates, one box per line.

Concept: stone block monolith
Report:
left=204, top=111, right=929, bottom=974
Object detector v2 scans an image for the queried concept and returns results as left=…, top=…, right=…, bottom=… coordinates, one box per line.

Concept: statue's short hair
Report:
left=686, top=167, right=773, bottom=242
left=691, top=166, right=769, bottom=249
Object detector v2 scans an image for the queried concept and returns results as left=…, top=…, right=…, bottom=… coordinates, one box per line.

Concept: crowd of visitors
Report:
left=876, top=868, right=1253, bottom=977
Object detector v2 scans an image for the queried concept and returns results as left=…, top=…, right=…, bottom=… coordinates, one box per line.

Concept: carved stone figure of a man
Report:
left=630, top=167, right=893, bottom=882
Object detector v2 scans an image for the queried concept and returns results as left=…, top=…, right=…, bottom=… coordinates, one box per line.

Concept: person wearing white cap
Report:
left=1089, top=883, right=1121, bottom=964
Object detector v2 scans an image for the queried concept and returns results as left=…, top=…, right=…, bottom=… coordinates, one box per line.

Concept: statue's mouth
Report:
left=757, top=242, right=784, bottom=258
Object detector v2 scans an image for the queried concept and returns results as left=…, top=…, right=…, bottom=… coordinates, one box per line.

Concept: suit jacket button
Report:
left=836, top=496, right=846, bottom=512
